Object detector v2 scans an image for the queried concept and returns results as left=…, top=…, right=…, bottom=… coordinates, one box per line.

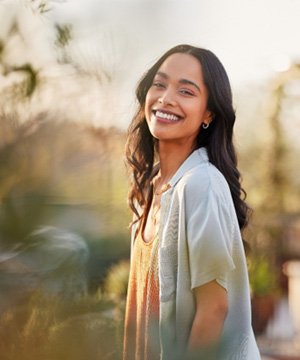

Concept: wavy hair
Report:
left=125, top=44, right=251, bottom=234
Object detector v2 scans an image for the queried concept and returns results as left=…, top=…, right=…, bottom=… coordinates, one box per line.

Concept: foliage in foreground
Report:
left=0, top=260, right=130, bottom=360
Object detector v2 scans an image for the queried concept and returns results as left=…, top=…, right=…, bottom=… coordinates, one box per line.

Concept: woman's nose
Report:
left=158, top=88, right=176, bottom=106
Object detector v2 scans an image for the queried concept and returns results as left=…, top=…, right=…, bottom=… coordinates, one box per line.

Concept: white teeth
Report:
left=156, top=110, right=180, bottom=121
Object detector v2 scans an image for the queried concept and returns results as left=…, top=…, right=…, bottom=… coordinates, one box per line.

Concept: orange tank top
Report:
left=123, top=228, right=160, bottom=360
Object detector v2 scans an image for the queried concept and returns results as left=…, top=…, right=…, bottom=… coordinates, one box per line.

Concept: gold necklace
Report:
left=151, top=182, right=171, bottom=225
left=151, top=203, right=160, bottom=226
left=154, top=183, right=171, bottom=196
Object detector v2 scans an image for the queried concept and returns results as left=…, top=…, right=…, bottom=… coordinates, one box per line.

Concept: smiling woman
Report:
left=124, top=44, right=261, bottom=360
left=145, top=53, right=212, bottom=147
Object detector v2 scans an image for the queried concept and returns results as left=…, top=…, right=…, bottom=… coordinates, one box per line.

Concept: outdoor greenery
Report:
left=248, top=256, right=278, bottom=297
left=0, top=279, right=126, bottom=360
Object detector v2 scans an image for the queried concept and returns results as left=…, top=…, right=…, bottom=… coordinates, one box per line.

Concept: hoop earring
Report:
left=202, top=123, right=209, bottom=129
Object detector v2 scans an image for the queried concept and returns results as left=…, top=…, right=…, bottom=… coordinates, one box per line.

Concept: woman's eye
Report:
left=152, top=82, right=165, bottom=88
left=179, top=89, right=194, bottom=96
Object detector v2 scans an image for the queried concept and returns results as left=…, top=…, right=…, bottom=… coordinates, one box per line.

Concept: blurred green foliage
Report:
left=0, top=111, right=130, bottom=254
left=248, top=256, right=277, bottom=297
left=0, top=113, right=130, bottom=358
left=55, top=24, right=72, bottom=48
left=0, top=286, right=125, bottom=360
left=103, top=260, right=130, bottom=301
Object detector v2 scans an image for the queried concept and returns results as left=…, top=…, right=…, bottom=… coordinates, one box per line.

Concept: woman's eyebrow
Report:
left=155, top=71, right=201, bottom=92
left=179, top=79, right=200, bottom=92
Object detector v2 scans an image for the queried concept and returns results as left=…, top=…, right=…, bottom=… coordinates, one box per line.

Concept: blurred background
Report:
left=0, top=0, right=300, bottom=359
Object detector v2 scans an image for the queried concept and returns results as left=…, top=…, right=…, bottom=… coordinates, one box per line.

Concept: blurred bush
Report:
left=248, top=255, right=277, bottom=297
left=0, top=112, right=130, bottom=274
left=103, top=260, right=130, bottom=301
left=0, top=289, right=124, bottom=360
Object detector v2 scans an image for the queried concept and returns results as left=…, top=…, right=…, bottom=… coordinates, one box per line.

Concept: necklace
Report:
left=151, top=203, right=160, bottom=226
left=151, top=182, right=171, bottom=226
left=154, top=182, right=171, bottom=196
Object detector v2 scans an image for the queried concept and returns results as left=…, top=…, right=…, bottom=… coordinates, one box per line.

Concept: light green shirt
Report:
left=131, top=147, right=261, bottom=359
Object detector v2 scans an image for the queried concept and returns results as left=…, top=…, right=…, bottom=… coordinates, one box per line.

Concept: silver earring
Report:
left=202, top=123, right=209, bottom=129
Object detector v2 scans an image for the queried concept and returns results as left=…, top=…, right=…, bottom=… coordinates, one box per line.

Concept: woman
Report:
left=123, top=44, right=261, bottom=360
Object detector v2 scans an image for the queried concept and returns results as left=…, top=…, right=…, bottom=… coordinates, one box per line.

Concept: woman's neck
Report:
left=157, top=141, right=195, bottom=183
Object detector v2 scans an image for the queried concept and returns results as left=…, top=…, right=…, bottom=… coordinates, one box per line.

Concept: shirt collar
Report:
left=168, top=147, right=209, bottom=188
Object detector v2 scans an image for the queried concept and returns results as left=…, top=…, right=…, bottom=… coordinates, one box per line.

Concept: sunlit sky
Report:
left=50, top=0, right=300, bottom=87
left=1, top=0, right=300, bottom=130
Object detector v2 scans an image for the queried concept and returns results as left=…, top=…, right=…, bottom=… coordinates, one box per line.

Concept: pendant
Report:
left=155, top=183, right=171, bottom=196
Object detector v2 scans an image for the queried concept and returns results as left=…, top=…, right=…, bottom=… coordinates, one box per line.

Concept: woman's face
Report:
left=145, top=53, right=212, bottom=148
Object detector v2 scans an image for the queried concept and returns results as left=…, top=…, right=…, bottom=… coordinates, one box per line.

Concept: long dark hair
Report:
left=126, top=44, right=251, bottom=233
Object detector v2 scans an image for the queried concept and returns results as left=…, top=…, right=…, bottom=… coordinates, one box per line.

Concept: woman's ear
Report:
left=203, top=111, right=214, bottom=127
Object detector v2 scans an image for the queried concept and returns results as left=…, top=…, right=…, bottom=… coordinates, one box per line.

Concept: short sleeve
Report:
left=186, top=187, right=236, bottom=290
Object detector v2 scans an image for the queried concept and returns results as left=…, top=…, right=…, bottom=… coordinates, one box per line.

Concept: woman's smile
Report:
left=152, top=109, right=183, bottom=123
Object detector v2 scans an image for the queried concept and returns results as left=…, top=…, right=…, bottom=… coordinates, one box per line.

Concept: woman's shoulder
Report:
left=177, top=159, right=231, bottom=202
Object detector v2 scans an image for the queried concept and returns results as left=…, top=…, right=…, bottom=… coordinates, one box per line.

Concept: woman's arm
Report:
left=187, top=280, right=228, bottom=359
